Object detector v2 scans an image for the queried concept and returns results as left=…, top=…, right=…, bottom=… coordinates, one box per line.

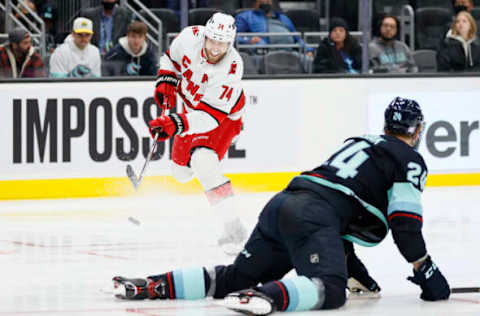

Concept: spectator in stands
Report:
left=103, top=21, right=158, bottom=76
left=15, top=0, right=39, bottom=33
left=453, top=0, right=474, bottom=14
left=49, top=17, right=101, bottom=78
left=440, top=0, right=474, bottom=39
left=0, top=27, right=45, bottom=78
left=39, top=2, right=59, bottom=53
left=81, top=0, right=131, bottom=55
left=368, top=15, right=418, bottom=73
left=437, top=11, right=480, bottom=71
left=235, top=0, right=314, bottom=56
left=313, top=17, right=361, bottom=74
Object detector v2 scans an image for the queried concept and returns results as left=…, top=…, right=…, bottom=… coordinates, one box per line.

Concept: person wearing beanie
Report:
left=0, top=27, right=45, bottom=78
left=313, top=17, right=362, bottom=73
left=368, top=15, right=418, bottom=73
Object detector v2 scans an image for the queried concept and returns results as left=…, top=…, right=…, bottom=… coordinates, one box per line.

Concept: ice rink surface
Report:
left=1, top=186, right=479, bottom=316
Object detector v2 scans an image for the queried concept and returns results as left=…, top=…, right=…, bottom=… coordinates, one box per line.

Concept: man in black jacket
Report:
left=103, top=21, right=157, bottom=77
left=81, top=0, right=132, bottom=55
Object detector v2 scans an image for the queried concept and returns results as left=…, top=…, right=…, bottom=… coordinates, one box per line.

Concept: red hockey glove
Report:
left=154, top=70, right=179, bottom=111
left=149, top=113, right=189, bottom=141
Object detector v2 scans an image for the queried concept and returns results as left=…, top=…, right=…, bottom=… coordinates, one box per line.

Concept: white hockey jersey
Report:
left=158, top=25, right=245, bottom=135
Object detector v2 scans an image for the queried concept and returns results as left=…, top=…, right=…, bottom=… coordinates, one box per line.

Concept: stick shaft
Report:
left=451, top=287, right=480, bottom=294
left=136, top=133, right=159, bottom=187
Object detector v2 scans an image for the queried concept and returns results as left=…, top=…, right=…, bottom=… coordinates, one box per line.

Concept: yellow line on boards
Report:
left=427, top=173, right=480, bottom=187
left=0, top=172, right=479, bottom=200
left=0, top=172, right=299, bottom=200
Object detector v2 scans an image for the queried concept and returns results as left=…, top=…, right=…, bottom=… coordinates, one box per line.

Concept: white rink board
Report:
left=367, top=79, right=480, bottom=174
left=0, top=77, right=479, bottom=181
left=0, top=81, right=301, bottom=180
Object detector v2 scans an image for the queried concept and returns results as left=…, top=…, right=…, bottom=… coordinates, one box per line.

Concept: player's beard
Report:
left=204, top=47, right=227, bottom=64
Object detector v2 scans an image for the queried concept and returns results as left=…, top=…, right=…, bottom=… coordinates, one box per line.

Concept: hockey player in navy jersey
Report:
left=113, top=97, right=450, bottom=315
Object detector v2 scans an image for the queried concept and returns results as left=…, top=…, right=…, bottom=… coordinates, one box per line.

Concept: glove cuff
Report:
left=169, top=113, right=189, bottom=135
left=156, top=70, right=178, bottom=87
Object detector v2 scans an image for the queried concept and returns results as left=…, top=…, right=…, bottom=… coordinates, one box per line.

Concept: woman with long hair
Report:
left=437, top=10, right=480, bottom=71
left=313, top=17, right=362, bottom=74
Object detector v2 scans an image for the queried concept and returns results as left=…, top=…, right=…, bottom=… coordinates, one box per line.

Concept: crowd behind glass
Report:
left=0, top=0, right=478, bottom=79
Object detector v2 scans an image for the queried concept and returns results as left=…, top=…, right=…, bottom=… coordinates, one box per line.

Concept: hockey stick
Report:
left=125, top=133, right=160, bottom=226
left=451, top=287, right=480, bottom=294
left=126, top=133, right=160, bottom=191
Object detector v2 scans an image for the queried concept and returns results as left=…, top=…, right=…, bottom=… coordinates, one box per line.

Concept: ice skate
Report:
left=347, top=277, right=381, bottom=298
left=217, top=217, right=247, bottom=255
left=112, top=275, right=171, bottom=300
left=219, top=289, right=275, bottom=316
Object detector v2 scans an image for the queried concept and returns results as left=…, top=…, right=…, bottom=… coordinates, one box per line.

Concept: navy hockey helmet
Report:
left=384, top=97, right=424, bottom=136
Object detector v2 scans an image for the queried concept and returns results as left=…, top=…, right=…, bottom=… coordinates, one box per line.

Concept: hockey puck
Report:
left=128, top=216, right=141, bottom=226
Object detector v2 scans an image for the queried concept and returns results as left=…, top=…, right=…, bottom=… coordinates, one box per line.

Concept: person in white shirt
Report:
left=49, top=17, right=101, bottom=78
left=149, top=12, right=247, bottom=252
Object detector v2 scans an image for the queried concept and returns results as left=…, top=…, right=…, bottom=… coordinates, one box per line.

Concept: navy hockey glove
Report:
left=407, top=256, right=450, bottom=301
left=126, top=62, right=141, bottom=75
left=149, top=113, right=189, bottom=141
left=69, top=64, right=91, bottom=77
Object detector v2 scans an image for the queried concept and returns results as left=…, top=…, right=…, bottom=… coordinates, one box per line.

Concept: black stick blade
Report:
left=126, top=164, right=138, bottom=190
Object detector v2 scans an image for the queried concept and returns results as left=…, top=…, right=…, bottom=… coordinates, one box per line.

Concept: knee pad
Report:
left=321, top=276, right=346, bottom=310
left=190, top=148, right=228, bottom=191
left=171, top=162, right=194, bottom=183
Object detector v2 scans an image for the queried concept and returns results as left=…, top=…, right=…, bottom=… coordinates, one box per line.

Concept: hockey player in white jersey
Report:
left=149, top=12, right=247, bottom=251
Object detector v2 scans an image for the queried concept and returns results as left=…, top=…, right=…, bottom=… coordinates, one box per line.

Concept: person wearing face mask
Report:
left=103, top=21, right=158, bottom=76
left=235, top=0, right=314, bottom=57
left=313, top=17, right=362, bottom=74
left=438, top=10, right=480, bottom=72
left=81, top=0, right=132, bottom=55
left=0, top=27, right=45, bottom=78
left=368, top=15, right=418, bottom=73
left=452, top=0, right=474, bottom=14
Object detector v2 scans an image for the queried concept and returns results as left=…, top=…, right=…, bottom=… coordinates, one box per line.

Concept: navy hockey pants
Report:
left=212, top=189, right=348, bottom=305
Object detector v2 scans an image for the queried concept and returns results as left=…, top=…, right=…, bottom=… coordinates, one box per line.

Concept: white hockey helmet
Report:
left=204, top=12, right=236, bottom=44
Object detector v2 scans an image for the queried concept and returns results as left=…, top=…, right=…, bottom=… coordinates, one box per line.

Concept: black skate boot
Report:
left=112, top=274, right=172, bottom=300
left=220, top=289, right=276, bottom=315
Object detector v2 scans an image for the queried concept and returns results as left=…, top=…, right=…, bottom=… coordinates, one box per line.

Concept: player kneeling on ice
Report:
left=114, top=97, right=450, bottom=315
left=149, top=12, right=247, bottom=251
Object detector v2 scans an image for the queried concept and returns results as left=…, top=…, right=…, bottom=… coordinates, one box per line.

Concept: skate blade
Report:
left=218, top=296, right=273, bottom=316
left=348, top=291, right=382, bottom=299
